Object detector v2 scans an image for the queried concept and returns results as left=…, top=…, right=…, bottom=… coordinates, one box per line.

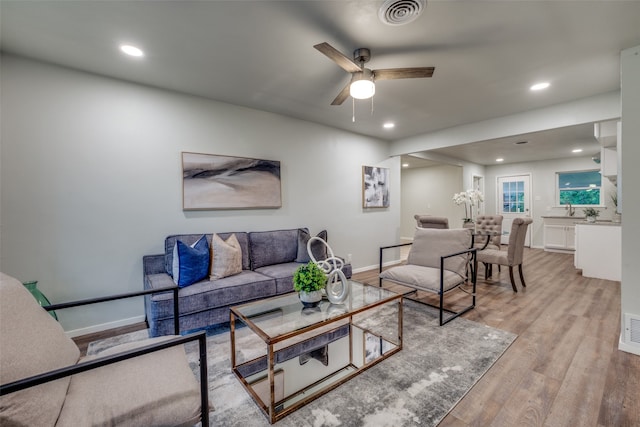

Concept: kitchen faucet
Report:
left=566, top=203, right=575, bottom=216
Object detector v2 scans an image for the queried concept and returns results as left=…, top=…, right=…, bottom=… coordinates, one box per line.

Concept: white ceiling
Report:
left=2, top=0, right=639, bottom=164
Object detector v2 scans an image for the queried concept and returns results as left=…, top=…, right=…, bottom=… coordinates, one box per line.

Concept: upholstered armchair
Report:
left=0, top=272, right=210, bottom=426
left=477, top=217, right=533, bottom=292
left=414, top=214, right=450, bottom=229
left=379, top=228, right=476, bottom=325
left=474, top=215, right=503, bottom=250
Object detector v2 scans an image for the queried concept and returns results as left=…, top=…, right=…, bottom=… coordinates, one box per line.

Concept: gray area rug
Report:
left=88, top=300, right=516, bottom=426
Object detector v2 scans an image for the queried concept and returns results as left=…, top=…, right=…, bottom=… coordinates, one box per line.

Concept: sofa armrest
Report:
left=143, top=254, right=165, bottom=276
left=0, top=331, right=209, bottom=426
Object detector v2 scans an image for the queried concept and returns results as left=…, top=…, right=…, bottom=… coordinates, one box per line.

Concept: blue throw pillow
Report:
left=172, top=235, right=210, bottom=287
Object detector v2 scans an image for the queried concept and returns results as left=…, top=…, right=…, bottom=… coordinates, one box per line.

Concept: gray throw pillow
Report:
left=296, top=229, right=328, bottom=263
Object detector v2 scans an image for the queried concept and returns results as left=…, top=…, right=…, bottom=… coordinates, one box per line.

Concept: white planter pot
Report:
left=586, top=216, right=597, bottom=223
left=299, top=290, right=323, bottom=307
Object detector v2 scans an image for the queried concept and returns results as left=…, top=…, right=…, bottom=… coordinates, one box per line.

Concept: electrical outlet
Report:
left=347, top=253, right=352, bottom=263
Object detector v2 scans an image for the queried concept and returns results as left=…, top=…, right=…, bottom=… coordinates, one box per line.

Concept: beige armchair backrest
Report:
left=407, top=227, right=471, bottom=277
left=0, top=272, right=81, bottom=426
left=474, top=215, right=503, bottom=247
left=414, top=215, right=449, bottom=229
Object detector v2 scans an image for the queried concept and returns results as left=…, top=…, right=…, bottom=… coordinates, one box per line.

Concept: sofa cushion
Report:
left=254, top=262, right=303, bottom=294
left=172, top=235, right=210, bottom=287
left=56, top=337, right=201, bottom=427
left=295, top=229, right=328, bottom=263
left=0, top=272, right=80, bottom=427
left=145, top=271, right=277, bottom=319
left=249, top=229, right=299, bottom=269
left=210, top=233, right=242, bottom=280
left=165, top=233, right=250, bottom=275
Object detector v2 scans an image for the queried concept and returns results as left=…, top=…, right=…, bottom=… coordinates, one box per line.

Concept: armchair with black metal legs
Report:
left=477, top=217, right=533, bottom=292
left=0, top=272, right=210, bottom=427
left=379, top=228, right=476, bottom=326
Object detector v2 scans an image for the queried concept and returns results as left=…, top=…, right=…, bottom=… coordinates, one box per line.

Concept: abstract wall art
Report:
left=362, top=165, right=390, bottom=208
left=182, top=152, right=282, bottom=210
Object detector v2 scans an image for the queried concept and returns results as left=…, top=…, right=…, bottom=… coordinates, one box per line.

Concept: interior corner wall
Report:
left=400, top=164, right=462, bottom=238
left=620, top=45, right=640, bottom=354
left=0, top=55, right=399, bottom=334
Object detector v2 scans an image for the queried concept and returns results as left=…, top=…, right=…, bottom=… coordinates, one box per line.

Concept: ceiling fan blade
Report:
left=373, top=67, right=435, bottom=81
left=314, top=42, right=362, bottom=73
left=331, top=82, right=351, bottom=106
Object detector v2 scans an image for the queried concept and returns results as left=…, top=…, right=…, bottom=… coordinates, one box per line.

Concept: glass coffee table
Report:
left=230, top=280, right=402, bottom=424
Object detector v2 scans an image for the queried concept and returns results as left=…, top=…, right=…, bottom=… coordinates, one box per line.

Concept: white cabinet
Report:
left=574, top=223, right=621, bottom=281
left=543, top=217, right=577, bottom=252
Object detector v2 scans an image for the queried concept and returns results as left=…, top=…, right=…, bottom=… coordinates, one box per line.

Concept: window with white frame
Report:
left=556, top=170, right=602, bottom=206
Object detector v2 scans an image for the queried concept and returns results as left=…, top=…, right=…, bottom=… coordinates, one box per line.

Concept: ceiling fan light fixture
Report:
left=350, top=69, right=375, bottom=99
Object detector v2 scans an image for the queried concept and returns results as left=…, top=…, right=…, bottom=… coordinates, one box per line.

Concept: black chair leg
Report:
left=518, top=264, right=526, bottom=287
left=484, top=262, right=490, bottom=279
left=508, top=266, right=518, bottom=292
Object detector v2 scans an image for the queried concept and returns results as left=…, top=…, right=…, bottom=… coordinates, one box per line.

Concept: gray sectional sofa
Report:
left=143, top=228, right=352, bottom=337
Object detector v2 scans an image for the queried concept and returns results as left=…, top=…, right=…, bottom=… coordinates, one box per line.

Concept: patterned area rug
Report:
left=88, top=300, right=516, bottom=426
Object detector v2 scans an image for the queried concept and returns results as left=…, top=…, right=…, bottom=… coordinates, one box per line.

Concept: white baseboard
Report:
left=352, top=260, right=403, bottom=275
left=65, top=315, right=146, bottom=338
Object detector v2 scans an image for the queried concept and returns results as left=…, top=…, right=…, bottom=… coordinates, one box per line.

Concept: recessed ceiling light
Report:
left=383, top=122, right=395, bottom=129
left=120, top=44, right=144, bottom=57
left=402, top=163, right=409, bottom=168
left=496, top=158, right=504, bottom=162
left=530, top=82, right=550, bottom=91
left=572, top=148, right=583, bottom=153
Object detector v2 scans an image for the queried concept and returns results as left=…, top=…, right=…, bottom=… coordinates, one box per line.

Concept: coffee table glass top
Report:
left=232, top=281, right=397, bottom=342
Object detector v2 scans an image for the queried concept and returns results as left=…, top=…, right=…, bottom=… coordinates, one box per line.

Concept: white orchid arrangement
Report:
left=453, top=189, right=484, bottom=223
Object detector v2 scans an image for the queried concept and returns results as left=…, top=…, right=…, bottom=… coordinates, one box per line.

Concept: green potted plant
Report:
left=583, top=207, right=600, bottom=223
left=293, top=262, right=327, bottom=307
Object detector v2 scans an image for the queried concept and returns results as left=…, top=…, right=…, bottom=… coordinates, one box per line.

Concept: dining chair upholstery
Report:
left=379, top=227, right=476, bottom=325
left=414, top=215, right=450, bottom=229
left=474, top=215, right=503, bottom=250
left=477, top=217, right=533, bottom=292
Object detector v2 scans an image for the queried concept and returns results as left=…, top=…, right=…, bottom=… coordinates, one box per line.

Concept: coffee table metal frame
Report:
left=230, top=281, right=402, bottom=424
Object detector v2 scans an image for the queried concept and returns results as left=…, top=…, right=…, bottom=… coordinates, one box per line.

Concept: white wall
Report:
left=400, top=164, right=462, bottom=239
left=482, top=156, right=616, bottom=248
left=0, top=55, right=400, bottom=334
left=620, top=45, right=640, bottom=355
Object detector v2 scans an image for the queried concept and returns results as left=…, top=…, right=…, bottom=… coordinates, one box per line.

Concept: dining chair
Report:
left=474, top=215, right=503, bottom=250
left=477, top=217, right=533, bottom=292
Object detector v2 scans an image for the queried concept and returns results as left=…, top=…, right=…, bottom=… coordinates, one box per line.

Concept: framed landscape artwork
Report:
left=362, top=166, right=390, bottom=208
left=182, top=152, right=282, bottom=210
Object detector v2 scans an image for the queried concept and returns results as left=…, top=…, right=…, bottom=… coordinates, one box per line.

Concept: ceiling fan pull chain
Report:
left=371, top=95, right=374, bottom=116
left=352, top=98, right=356, bottom=123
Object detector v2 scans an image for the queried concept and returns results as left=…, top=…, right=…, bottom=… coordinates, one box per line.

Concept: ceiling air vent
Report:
left=378, top=0, right=426, bottom=26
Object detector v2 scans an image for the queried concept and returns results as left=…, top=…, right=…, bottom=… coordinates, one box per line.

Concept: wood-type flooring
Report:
left=73, top=247, right=639, bottom=426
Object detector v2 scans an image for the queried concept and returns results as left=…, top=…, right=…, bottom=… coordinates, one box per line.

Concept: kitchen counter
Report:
left=573, top=220, right=621, bottom=226
left=541, top=215, right=585, bottom=219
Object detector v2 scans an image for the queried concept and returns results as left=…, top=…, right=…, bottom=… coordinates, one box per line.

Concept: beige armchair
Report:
left=477, top=217, right=533, bottom=292
left=474, top=215, right=503, bottom=250
left=379, top=228, right=476, bottom=325
left=414, top=214, right=449, bottom=229
left=0, top=272, right=210, bottom=426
